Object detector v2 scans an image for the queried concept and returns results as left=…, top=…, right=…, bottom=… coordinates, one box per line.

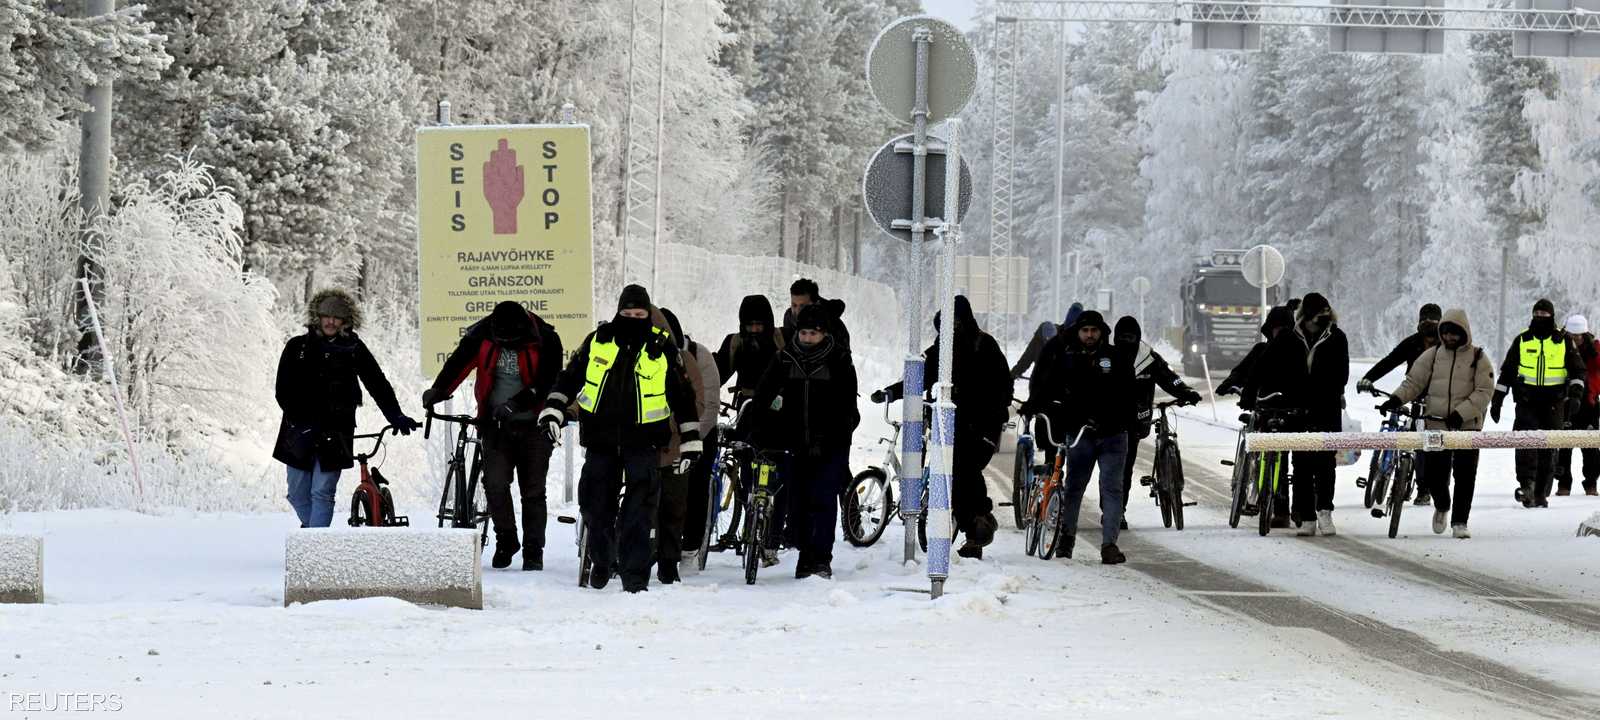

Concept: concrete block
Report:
left=284, top=528, right=481, bottom=609
left=0, top=533, right=44, bottom=604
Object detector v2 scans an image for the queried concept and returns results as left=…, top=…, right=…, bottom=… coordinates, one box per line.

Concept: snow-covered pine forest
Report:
left=3, top=0, right=1600, bottom=512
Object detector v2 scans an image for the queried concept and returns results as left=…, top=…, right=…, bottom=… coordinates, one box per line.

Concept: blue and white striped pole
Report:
left=899, top=25, right=934, bottom=566
left=927, top=119, right=962, bottom=598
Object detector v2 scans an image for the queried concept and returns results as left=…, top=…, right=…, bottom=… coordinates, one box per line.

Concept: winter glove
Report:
left=1377, top=398, right=1402, bottom=414
left=677, top=440, right=702, bottom=475
left=1446, top=411, right=1465, bottom=430
left=493, top=402, right=519, bottom=423
left=421, top=388, right=440, bottom=407
left=1490, top=391, right=1505, bottom=424
left=1356, top=378, right=1376, bottom=395
left=388, top=414, right=421, bottom=436
left=1179, top=388, right=1203, bottom=406
left=1565, top=396, right=1583, bottom=426
left=538, top=407, right=565, bottom=445
left=870, top=389, right=889, bottom=404
left=1215, top=384, right=1238, bottom=397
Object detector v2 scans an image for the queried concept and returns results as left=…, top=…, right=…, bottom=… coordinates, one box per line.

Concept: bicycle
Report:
left=347, top=426, right=409, bottom=527
left=1139, top=400, right=1197, bottom=530
left=1022, top=412, right=1089, bottom=560
left=424, top=404, right=491, bottom=549
left=1010, top=400, right=1036, bottom=530
left=725, top=440, right=789, bottom=585
left=1367, top=390, right=1444, bottom=539
left=1221, top=410, right=1255, bottom=529
left=1359, top=393, right=1412, bottom=510
left=840, top=402, right=946, bottom=550
left=1248, top=392, right=1306, bottom=537
left=696, top=402, right=747, bottom=570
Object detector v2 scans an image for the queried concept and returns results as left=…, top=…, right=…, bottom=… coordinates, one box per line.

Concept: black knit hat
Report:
left=738, top=295, right=774, bottom=326
left=660, top=307, right=686, bottom=348
left=489, top=301, right=533, bottom=343
left=1298, top=293, right=1332, bottom=321
left=1419, top=303, right=1442, bottom=323
left=1533, top=298, right=1555, bottom=316
left=617, top=284, right=652, bottom=313
left=794, top=304, right=829, bottom=332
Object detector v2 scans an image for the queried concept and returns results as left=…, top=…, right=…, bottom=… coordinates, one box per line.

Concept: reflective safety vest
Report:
left=577, top=328, right=672, bottom=424
left=1517, top=335, right=1568, bottom=387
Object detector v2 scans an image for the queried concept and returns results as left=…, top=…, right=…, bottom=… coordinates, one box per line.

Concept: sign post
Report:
left=864, top=15, right=976, bottom=597
left=1242, top=244, right=1286, bottom=323
left=415, top=126, right=596, bottom=381
left=1132, top=276, right=1151, bottom=329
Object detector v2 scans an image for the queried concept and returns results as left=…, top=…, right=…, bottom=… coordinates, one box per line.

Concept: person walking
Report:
left=1242, top=293, right=1349, bottom=537
left=273, top=289, right=418, bottom=528
left=742, top=305, right=859, bottom=578
left=1381, top=309, right=1492, bottom=538
left=541, top=285, right=701, bottom=593
left=1492, top=299, right=1586, bottom=508
left=423, top=300, right=563, bottom=570
left=1554, top=314, right=1600, bottom=497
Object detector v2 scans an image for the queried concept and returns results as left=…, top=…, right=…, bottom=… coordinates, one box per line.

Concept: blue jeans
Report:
left=1062, top=432, right=1128, bottom=548
left=286, top=461, right=342, bottom=528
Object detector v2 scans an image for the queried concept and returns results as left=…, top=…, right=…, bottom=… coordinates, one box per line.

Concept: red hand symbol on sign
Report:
left=483, top=139, right=525, bottom=235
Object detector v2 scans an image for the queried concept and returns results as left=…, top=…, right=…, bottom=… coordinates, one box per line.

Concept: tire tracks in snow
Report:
left=982, top=461, right=1600, bottom=719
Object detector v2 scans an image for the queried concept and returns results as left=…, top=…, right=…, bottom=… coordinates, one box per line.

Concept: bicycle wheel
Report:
left=1011, top=438, right=1033, bottom=529
left=1163, top=445, right=1186, bottom=531
left=1258, top=454, right=1276, bottom=537
left=577, top=520, right=591, bottom=588
left=1388, top=454, right=1412, bottom=539
left=742, top=499, right=761, bottom=585
left=436, top=459, right=460, bottom=529
left=1038, top=485, right=1063, bottom=559
left=1228, top=449, right=1250, bottom=529
left=843, top=469, right=893, bottom=548
left=349, top=488, right=372, bottom=528
left=1363, top=448, right=1381, bottom=509
left=1023, top=482, right=1042, bottom=557
left=697, top=462, right=728, bottom=570
left=1369, top=453, right=1392, bottom=519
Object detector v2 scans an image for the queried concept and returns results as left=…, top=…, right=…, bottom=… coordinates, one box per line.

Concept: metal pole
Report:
left=901, top=26, right=934, bottom=565
left=79, top=278, right=144, bottom=509
left=1051, top=25, right=1067, bottom=316
left=437, top=99, right=452, bottom=125
left=650, top=0, right=667, bottom=291
left=561, top=102, right=577, bottom=505
left=929, top=120, right=962, bottom=599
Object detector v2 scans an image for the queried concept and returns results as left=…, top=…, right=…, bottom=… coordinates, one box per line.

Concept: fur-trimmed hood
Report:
left=306, top=288, right=362, bottom=331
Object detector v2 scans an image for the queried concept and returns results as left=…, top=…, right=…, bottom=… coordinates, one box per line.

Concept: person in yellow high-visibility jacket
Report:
left=541, top=284, right=701, bottom=593
left=1492, top=298, right=1587, bottom=508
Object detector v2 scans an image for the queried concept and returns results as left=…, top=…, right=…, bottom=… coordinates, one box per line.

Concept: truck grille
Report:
left=1208, top=316, right=1260, bottom=356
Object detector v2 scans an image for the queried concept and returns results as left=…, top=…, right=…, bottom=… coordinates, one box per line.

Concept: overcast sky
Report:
left=919, top=0, right=981, bottom=30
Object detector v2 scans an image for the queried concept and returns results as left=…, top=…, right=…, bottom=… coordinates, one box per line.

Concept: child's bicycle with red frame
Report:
left=347, top=426, right=409, bottom=527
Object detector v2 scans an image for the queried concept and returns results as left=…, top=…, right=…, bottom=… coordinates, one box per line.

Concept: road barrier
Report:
left=284, top=528, right=482, bottom=609
left=1246, top=430, right=1600, bottom=453
left=0, top=534, right=44, bottom=603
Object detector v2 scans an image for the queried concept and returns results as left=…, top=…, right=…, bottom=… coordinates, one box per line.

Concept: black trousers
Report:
left=775, top=448, right=849, bottom=567
left=480, top=421, right=554, bottom=550
left=1555, top=403, right=1599, bottom=491
left=1422, top=449, right=1479, bottom=526
left=682, top=430, right=719, bottom=550
left=578, top=448, right=660, bottom=587
left=1117, top=430, right=1142, bottom=513
left=655, top=463, right=688, bottom=567
left=1513, top=395, right=1561, bottom=500
left=1291, top=451, right=1336, bottom=523
left=952, top=433, right=997, bottom=536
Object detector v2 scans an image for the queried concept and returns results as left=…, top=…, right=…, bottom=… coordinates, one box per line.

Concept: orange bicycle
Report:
left=1023, top=413, right=1090, bottom=559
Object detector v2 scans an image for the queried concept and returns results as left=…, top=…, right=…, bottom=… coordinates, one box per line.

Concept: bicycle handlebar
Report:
left=1031, top=413, right=1092, bottom=450
left=423, top=401, right=479, bottom=440
left=352, top=426, right=394, bottom=461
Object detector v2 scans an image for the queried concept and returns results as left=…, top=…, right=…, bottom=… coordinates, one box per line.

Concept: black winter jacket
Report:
left=1362, top=331, right=1433, bottom=385
left=1028, top=335, right=1135, bottom=442
left=1242, top=324, right=1350, bottom=431
left=548, top=322, right=700, bottom=452
left=273, top=330, right=405, bottom=471
left=744, top=338, right=859, bottom=454
left=1129, top=343, right=1197, bottom=438
left=428, top=310, right=563, bottom=420
left=883, top=329, right=1013, bottom=445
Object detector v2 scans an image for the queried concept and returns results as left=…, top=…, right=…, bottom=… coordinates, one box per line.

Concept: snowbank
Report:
left=283, top=527, right=481, bottom=609
left=0, top=532, right=43, bottom=603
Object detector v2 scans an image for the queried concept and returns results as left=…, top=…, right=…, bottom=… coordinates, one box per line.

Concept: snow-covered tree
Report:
left=0, top=0, right=169, bottom=150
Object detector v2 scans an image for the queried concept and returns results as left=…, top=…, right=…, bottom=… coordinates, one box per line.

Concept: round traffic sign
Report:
left=861, top=133, right=973, bottom=243
left=866, top=16, right=977, bottom=126
left=1242, top=244, right=1285, bottom=289
left=1132, top=276, right=1151, bottom=297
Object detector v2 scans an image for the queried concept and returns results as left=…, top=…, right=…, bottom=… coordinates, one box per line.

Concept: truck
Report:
left=1177, top=249, right=1287, bottom=378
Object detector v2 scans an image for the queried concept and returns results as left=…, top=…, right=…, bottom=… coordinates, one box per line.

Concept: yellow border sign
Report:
left=416, top=125, right=595, bottom=378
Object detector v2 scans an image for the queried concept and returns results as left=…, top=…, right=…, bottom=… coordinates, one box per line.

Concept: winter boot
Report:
left=1452, top=524, right=1471, bottom=539
left=1517, top=482, right=1534, bottom=508
left=795, top=562, right=814, bottom=580
left=622, top=577, right=649, bottom=594
left=812, top=562, right=833, bottom=579
left=657, top=561, right=680, bottom=585
left=1432, top=510, right=1447, bottom=535
left=1556, top=481, right=1572, bottom=497
left=1271, top=515, right=1292, bottom=529
left=761, top=548, right=780, bottom=568
left=1316, top=510, right=1337, bottom=537
left=1296, top=516, right=1318, bottom=537
left=1061, top=535, right=1075, bottom=560
left=491, top=539, right=521, bottom=569
left=956, top=542, right=984, bottom=560
left=523, top=548, right=543, bottom=571
left=1119, top=518, right=1129, bottom=531
left=1100, top=543, right=1126, bottom=565
left=1585, top=481, right=1598, bottom=496
left=588, top=562, right=612, bottom=590
left=970, top=513, right=998, bottom=547
left=1414, top=491, right=1431, bottom=507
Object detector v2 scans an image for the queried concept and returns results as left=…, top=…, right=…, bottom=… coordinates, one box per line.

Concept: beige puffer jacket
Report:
left=1392, top=308, right=1495, bottom=430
